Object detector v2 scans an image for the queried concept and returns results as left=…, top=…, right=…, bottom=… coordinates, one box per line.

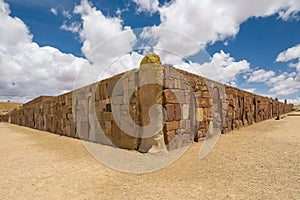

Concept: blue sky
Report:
left=1, top=0, right=300, bottom=104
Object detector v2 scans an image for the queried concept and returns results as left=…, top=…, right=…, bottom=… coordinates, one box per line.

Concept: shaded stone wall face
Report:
left=9, top=94, right=75, bottom=136
left=8, top=65, right=294, bottom=152
left=9, top=69, right=141, bottom=150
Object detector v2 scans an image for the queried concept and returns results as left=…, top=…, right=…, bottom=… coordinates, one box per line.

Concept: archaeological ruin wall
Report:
left=5, top=54, right=294, bottom=152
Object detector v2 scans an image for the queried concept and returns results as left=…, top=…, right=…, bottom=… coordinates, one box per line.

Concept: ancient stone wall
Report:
left=0, top=114, right=8, bottom=122
left=9, top=69, right=141, bottom=150
left=7, top=56, right=294, bottom=152
left=163, top=66, right=294, bottom=146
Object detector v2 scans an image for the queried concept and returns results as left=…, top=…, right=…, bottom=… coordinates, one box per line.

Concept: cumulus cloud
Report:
left=248, top=69, right=275, bottom=82
left=73, top=0, right=136, bottom=62
left=141, top=0, right=300, bottom=60
left=0, top=0, right=91, bottom=102
left=268, top=44, right=300, bottom=96
left=276, top=44, right=300, bottom=62
left=201, top=51, right=250, bottom=84
left=246, top=44, right=300, bottom=97
left=60, top=0, right=145, bottom=87
left=268, top=74, right=300, bottom=96
left=132, top=0, right=159, bottom=14
left=174, top=50, right=250, bottom=84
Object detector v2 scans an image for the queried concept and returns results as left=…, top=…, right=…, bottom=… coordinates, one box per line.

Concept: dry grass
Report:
left=0, top=102, right=22, bottom=115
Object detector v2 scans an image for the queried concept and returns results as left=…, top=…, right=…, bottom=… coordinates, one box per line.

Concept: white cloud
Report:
left=174, top=50, right=250, bottom=84
left=142, top=0, right=300, bottom=60
left=62, top=9, right=72, bottom=19
left=281, top=98, right=300, bottom=105
left=0, top=0, right=91, bottom=103
left=73, top=0, right=137, bottom=62
left=0, top=0, right=9, bottom=15
left=200, top=50, right=250, bottom=83
left=241, top=43, right=300, bottom=97
left=50, top=7, right=58, bottom=15
left=60, top=21, right=81, bottom=33
left=267, top=73, right=286, bottom=85
left=243, top=88, right=256, bottom=93
left=247, top=70, right=299, bottom=97
left=115, top=8, right=122, bottom=17
left=266, top=44, right=300, bottom=96
left=96, top=52, right=143, bottom=80
left=278, top=2, right=300, bottom=21
left=268, top=75, right=300, bottom=96
left=141, top=26, right=204, bottom=64
left=132, top=0, right=159, bottom=14
left=248, top=69, right=275, bottom=82
left=13, top=0, right=145, bottom=98
left=276, top=44, right=300, bottom=62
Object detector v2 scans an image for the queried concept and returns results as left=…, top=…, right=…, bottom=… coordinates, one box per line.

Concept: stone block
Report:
left=182, top=104, right=189, bottom=120
left=180, top=120, right=186, bottom=129
left=128, top=81, right=136, bottom=90
left=196, top=108, right=204, bottom=121
left=165, top=121, right=179, bottom=131
left=164, top=89, right=185, bottom=104
left=185, top=120, right=191, bottom=132
left=174, top=104, right=181, bottom=121
left=78, top=121, right=89, bottom=140
left=165, top=78, right=174, bottom=88
left=111, top=95, right=123, bottom=105
left=123, top=90, right=129, bottom=104
left=197, top=98, right=210, bottom=108
left=202, top=91, right=210, bottom=98
left=164, top=130, right=175, bottom=144
left=165, top=104, right=174, bottom=122
left=198, top=121, right=207, bottom=129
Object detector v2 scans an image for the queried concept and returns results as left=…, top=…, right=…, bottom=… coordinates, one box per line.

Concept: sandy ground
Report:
left=0, top=113, right=299, bottom=200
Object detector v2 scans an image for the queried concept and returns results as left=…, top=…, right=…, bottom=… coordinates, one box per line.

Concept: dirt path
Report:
left=1, top=113, right=299, bottom=199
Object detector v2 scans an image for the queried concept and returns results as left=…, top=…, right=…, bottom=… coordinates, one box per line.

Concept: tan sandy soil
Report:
left=0, top=102, right=21, bottom=115
left=0, top=113, right=299, bottom=199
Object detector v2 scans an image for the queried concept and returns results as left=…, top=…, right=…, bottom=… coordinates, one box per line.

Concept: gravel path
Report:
left=1, top=113, right=299, bottom=199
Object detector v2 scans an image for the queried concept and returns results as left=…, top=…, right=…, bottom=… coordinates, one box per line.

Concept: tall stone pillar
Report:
left=138, top=53, right=167, bottom=153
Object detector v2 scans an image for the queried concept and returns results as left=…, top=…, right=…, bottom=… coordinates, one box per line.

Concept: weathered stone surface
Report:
left=6, top=55, right=294, bottom=153
left=165, top=121, right=179, bottom=131
left=138, top=53, right=166, bottom=153
left=140, top=52, right=162, bottom=66
left=164, top=130, right=175, bottom=144
left=197, top=98, right=210, bottom=108
left=196, top=108, right=204, bottom=121
left=174, top=104, right=181, bottom=121
left=165, top=104, right=175, bottom=122
left=164, top=90, right=185, bottom=104
left=182, top=104, right=189, bottom=120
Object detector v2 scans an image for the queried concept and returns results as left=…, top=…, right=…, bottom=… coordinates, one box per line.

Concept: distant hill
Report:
left=0, top=102, right=22, bottom=115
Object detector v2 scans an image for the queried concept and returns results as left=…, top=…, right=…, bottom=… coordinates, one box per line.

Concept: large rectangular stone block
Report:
left=165, top=121, right=179, bottom=131
left=165, top=104, right=174, bottom=122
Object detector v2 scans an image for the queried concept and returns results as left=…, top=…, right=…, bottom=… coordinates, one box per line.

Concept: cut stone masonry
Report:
left=3, top=53, right=294, bottom=152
